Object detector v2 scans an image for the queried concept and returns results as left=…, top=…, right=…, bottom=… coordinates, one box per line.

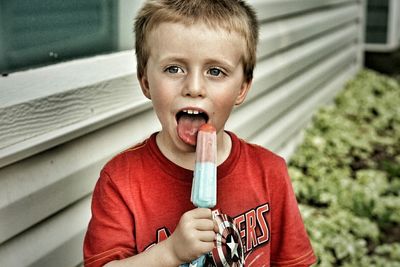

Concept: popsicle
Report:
left=185, top=124, right=217, bottom=267
left=191, top=123, right=217, bottom=208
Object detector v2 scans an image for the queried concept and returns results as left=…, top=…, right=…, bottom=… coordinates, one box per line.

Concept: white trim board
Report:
left=0, top=50, right=138, bottom=107
left=0, top=51, right=150, bottom=168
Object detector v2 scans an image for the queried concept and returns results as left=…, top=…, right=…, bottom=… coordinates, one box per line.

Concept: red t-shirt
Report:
left=83, top=132, right=316, bottom=266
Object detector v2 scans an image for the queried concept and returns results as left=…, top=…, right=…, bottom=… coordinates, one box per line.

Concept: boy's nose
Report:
left=183, top=72, right=206, bottom=98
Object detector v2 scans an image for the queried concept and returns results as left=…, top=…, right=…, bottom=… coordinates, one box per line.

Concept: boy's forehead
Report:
left=147, top=22, right=246, bottom=57
left=147, top=21, right=244, bottom=46
left=150, top=21, right=232, bottom=35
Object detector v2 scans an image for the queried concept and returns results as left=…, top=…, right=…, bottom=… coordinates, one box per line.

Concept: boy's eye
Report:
left=208, top=68, right=223, bottom=77
left=165, top=66, right=183, bottom=74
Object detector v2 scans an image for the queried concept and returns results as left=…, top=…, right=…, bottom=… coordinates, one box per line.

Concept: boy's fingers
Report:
left=197, top=241, right=215, bottom=255
left=213, top=219, right=219, bottom=233
left=191, top=208, right=213, bottom=219
left=198, top=230, right=217, bottom=242
left=196, top=218, right=215, bottom=231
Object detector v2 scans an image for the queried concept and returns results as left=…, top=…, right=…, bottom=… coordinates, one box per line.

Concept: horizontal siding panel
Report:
left=251, top=0, right=356, bottom=21
left=247, top=23, right=358, bottom=103
left=0, top=197, right=91, bottom=267
left=0, top=76, right=142, bottom=149
left=255, top=64, right=358, bottom=158
left=258, top=4, right=359, bottom=58
left=0, top=88, right=150, bottom=169
left=227, top=43, right=357, bottom=138
left=0, top=109, right=159, bottom=244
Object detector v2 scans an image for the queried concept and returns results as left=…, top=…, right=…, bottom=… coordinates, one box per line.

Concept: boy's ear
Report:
left=235, top=79, right=252, bottom=105
left=138, top=72, right=151, bottom=99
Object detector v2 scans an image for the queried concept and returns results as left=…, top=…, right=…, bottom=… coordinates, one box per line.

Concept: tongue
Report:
left=177, top=114, right=206, bottom=146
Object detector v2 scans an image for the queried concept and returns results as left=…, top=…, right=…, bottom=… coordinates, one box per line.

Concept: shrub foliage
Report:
left=288, top=69, right=400, bottom=267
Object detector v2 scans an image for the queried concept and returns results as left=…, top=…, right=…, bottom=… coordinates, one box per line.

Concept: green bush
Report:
left=288, top=69, right=400, bottom=267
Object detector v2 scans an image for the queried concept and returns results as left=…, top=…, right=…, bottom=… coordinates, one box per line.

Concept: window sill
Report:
left=0, top=50, right=150, bottom=168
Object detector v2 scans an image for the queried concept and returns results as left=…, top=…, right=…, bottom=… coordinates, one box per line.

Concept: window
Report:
left=366, top=0, right=389, bottom=44
left=0, top=0, right=142, bottom=74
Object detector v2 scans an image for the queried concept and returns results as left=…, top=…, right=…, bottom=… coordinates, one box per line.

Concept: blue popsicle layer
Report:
left=191, top=161, right=216, bottom=208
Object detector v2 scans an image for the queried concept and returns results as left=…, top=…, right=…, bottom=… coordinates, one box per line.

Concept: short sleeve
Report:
left=270, top=158, right=316, bottom=266
left=83, top=170, right=136, bottom=267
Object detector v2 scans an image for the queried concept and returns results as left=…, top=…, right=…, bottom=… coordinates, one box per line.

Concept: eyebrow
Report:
left=158, top=55, right=238, bottom=70
left=204, top=58, right=237, bottom=70
left=158, top=55, right=188, bottom=65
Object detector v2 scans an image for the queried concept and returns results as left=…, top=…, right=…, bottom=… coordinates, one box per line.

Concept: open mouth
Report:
left=176, top=109, right=209, bottom=123
left=176, top=109, right=209, bottom=146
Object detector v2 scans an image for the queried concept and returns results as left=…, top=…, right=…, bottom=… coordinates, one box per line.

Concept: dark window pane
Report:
left=0, top=0, right=139, bottom=74
left=366, top=0, right=389, bottom=44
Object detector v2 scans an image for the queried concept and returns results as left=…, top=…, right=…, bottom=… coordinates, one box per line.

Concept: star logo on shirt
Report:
left=212, top=212, right=245, bottom=266
left=227, top=234, right=239, bottom=259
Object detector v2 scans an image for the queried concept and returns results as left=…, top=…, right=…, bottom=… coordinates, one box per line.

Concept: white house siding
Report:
left=0, top=0, right=364, bottom=266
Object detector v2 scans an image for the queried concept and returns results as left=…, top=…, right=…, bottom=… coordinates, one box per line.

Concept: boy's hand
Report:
left=166, top=208, right=217, bottom=264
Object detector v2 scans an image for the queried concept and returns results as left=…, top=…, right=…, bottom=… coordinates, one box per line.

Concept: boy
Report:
left=84, top=0, right=316, bottom=266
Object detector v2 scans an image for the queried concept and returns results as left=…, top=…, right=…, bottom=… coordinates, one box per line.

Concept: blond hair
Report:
left=134, top=0, right=259, bottom=82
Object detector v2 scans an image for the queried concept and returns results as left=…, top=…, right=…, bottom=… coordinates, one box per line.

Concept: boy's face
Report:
left=139, top=22, right=251, bottom=152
